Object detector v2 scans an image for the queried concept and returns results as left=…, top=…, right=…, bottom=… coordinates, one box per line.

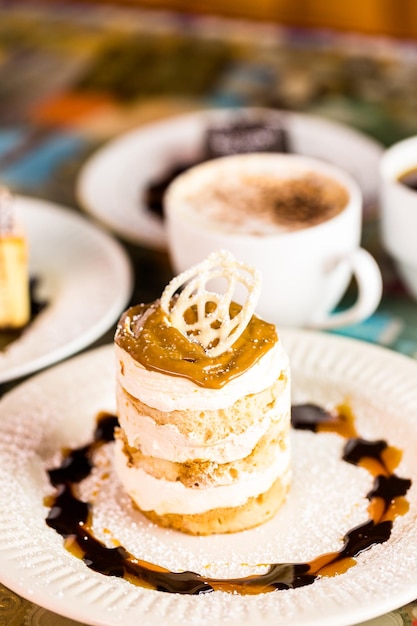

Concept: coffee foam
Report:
left=174, top=169, right=349, bottom=236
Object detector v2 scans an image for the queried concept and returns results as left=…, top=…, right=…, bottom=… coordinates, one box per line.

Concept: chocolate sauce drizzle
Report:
left=45, top=404, right=411, bottom=595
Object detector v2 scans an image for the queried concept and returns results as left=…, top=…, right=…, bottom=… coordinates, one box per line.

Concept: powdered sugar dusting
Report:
left=76, top=430, right=370, bottom=579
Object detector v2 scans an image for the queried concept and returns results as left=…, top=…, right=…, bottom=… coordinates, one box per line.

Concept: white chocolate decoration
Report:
left=160, top=250, right=261, bottom=357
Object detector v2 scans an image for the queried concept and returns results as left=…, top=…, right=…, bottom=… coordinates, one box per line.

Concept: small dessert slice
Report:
left=114, top=251, right=291, bottom=535
left=0, top=188, right=30, bottom=329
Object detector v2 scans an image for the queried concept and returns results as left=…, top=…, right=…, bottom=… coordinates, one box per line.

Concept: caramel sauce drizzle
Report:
left=45, top=404, right=411, bottom=595
left=114, top=302, right=277, bottom=389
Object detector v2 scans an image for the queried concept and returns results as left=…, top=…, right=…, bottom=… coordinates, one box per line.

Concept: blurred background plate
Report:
left=0, top=196, right=133, bottom=383
left=77, top=107, right=383, bottom=250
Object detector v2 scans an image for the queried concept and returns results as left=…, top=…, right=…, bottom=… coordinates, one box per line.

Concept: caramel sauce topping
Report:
left=114, top=301, right=278, bottom=389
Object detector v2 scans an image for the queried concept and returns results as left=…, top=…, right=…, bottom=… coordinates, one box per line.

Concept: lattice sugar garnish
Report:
left=160, top=250, right=261, bottom=357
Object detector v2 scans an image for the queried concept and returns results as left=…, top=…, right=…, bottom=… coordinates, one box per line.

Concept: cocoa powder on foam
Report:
left=184, top=172, right=349, bottom=235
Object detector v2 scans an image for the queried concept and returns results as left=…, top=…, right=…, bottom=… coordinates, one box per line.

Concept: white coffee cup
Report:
left=164, top=153, right=382, bottom=329
left=380, top=135, right=417, bottom=300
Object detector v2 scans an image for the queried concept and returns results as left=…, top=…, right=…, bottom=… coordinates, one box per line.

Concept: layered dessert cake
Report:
left=0, top=187, right=30, bottom=329
left=114, top=251, right=291, bottom=535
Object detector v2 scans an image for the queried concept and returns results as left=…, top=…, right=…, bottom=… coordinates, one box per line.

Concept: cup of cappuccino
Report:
left=164, top=153, right=382, bottom=328
left=379, top=135, right=417, bottom=301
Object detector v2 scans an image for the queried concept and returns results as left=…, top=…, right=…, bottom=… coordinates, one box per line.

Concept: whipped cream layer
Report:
left=114, top=438, right=291, bottom=515
left=117, top=381, right=291, bottom=463
left=115, top=339, right=289, bottom=413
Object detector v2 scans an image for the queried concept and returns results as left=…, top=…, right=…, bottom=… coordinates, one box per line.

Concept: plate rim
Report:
left=1, top=331, right=417, bottom=626
left=0, top=195, right=133, bottom=383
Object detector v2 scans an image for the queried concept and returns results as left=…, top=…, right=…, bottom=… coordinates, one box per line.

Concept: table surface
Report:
left=1, top=4, right=417, bottom=626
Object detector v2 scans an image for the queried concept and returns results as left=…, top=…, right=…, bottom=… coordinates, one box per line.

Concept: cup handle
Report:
left=308, top=248, right=383, bottom=330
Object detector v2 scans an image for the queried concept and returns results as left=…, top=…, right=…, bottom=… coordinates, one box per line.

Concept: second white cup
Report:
left=164, top=153, right=382, bottom=329
left=379, top=135, right=417, bottom=301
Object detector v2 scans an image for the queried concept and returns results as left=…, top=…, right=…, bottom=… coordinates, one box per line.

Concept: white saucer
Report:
left=0, top=196, right=132, bottom=383
left=0, top=330, right=416, bottom=626
left=77, top=108, right=383, bottom=249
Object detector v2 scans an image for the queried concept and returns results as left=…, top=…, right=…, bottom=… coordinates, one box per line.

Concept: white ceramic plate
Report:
left=1, top=331, right=417, bottom=626
left=0, top=196, right=132, bottom=383
left=76, top=108, right=383, bottom=250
